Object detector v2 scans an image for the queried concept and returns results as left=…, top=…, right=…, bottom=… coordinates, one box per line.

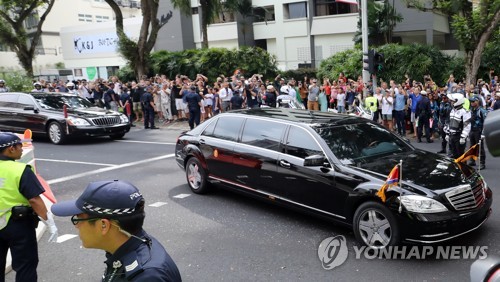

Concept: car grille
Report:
left=91, top=117, right=121, bottom=126
left=445, top=179, right=485, bottom=211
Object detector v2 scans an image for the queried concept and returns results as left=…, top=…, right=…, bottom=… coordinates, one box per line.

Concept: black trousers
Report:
left=469, top=130, right=486, bottom=165
left=450, top=134, right=466, bottom=159
left=188, top=108, right=200, bottom=130
left=438, top=124, right=448, bottom=151
left=0, top=218, right=38, bottom=282
left=417, top=116, right=431, bottom=141
left=143, top=107, right=155, bottom=128
left=395, top=110, right=406, bottom=135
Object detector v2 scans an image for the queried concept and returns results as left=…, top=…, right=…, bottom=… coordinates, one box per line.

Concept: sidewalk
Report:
left=130, top=119, right=192, bottom=131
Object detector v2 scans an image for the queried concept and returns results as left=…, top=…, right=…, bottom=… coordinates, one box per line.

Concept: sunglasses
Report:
left=71, top=215, right=101, bottom=225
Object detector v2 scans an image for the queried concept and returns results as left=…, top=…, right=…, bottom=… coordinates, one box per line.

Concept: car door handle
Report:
left=279, top=160, right=291, bottom=169
left=199, top=139, right=205, bottom=145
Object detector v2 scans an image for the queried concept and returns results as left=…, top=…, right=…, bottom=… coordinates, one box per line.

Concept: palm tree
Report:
left=354, top=0, right=403, bottom=45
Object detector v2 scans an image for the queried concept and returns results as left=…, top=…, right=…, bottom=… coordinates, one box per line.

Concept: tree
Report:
left=171, top=0, right=224, bottom=49
left=406, top=0, right=500, bottom=85
left=104, top=0, right=173, bottom=80
left=354, top=0, right=403, bottom=45
left=0, top=0, right=56, bottom=77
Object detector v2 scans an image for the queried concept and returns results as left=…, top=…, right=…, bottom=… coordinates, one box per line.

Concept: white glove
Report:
left=481, top=134, right=485, bottom=140
left=41, top=211, right=58, bottom=243
left=460, top=137, right=466, bottom=145
left=445, top=135, right=449, bottom=142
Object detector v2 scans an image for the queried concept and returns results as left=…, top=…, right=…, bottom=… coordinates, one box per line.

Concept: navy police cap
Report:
left=0, top=132, right=30, bottom=149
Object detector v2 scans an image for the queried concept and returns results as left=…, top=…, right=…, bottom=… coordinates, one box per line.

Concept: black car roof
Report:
left=224, top=108, right=363, bottom=126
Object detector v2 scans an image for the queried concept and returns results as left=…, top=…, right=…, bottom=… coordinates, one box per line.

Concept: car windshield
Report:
left=314, top=122, right=413, bottom=165
left=34, top=95, right=94, bottom=110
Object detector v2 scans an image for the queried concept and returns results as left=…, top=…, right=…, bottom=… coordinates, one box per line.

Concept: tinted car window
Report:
left=285, top=126, right=322, bottom=158
left=0, top=94, right=18, bottom=103
left=212, top=117, right=244, bottom=141
left=17, top=95, right=35, bottom=106
left=34, top=95, right=94, bottom=110
left=201, top=118, right=217, bottom=137
left=241, top=119, right=286, bottom=152
left=314, top=122, right=413, bottom=165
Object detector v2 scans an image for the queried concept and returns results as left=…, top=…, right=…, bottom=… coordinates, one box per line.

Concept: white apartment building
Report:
left=0, top=0, right=455, bottom=78
left=0, top=0, right=141, bottom=80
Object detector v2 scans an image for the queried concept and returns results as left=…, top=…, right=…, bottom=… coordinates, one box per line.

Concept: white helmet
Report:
left=33, top=82, right=41, bottom=87
left=66, top=82, right=75, bottom=87
left=447, top=93, right=465, bottom=108
left=0, top=79, right=5, bottom=84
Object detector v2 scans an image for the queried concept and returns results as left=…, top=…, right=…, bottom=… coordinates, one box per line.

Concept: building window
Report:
left=192, top=7, right=198, bottom=15
left=78, top=14, right=93, bottom=22
left=254, top=5, right=275, bottom=22
left=25, top=13, right=40, bottom=29
left=315, top=0, right=358, bottom=16
left=212, top=10, right=236, bottom=24
left=284, top=2, right=307, bottom=19
left=95, top=15, right=110, bottom=22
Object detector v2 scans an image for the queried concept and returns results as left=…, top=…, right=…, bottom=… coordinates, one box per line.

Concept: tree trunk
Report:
left=464, top=8, right=500, bottom=85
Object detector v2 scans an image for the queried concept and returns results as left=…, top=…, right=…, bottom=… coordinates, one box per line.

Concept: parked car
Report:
left=0, top=92, right=130, bottom=144
left=175, top=108, right=492, bottom=248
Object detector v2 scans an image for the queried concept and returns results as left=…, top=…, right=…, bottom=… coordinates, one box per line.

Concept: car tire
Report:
left=47, top=122, right=66, bottom=145
left=109, top=133, right=125, bottom=140
left=353, top=201, right=400, bottom=248
left=185, top=157, right=209, bottom=194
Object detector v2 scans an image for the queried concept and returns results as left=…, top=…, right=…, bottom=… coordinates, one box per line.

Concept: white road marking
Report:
left=56, top=234, right=78, bottom=243
left=36, top=158, right=116, bottom=167
left=148, top=202, right=168, bottom=207
left=47, top=154, right=175, bottom=185
left=115, top=140, right=176, bottom=145
left=173, top=193, right=191, bottom=199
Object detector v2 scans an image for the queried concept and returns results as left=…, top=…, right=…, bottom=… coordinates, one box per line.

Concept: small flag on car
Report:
left=376, top=164, right=399, bottom=202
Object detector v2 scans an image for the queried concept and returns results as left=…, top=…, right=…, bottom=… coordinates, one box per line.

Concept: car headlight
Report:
left=119, top=114, right=129, bottom=123
left=399, top=195, right=448, bottom=213
left=66, top=116, right=91, bottom=126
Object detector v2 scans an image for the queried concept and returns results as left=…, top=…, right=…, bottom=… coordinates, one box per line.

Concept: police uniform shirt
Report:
left=141, top=92, right=153, bottom=109
left=102, top=230, right=181, bottom=282
left=0, top=155, right=45, bottom=201
left=184, top=91, right=201, bottom=111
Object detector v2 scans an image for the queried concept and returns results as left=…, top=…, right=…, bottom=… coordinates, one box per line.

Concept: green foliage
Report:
left=54, top=62, right=65, bottom=69
left=317, top=48, right=363, bottom=82
left=150, top=46, right=278, bottom=82
left=117, top=65, right=136, bottom=82
left=479, top=29, right=500, bottom=80
left=317, top=43, right=466, bottom=86
left=280, top=68, right=317, bottom=81
left=354, top=0, right=403, bottom=45
left=2, top=71, right=32, bottom=92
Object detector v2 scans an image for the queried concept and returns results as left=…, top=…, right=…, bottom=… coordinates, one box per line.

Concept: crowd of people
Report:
left=1, top=69, right=498, bottom=167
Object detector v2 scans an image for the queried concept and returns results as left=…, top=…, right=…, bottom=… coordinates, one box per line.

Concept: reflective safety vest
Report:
left=365, top=96, right=378, bottom=113
left=0, top=161, right=31, bottom=230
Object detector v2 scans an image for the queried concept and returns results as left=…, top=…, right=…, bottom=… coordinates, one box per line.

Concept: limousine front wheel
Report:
left=47, top=122, right=66, bottom=145
left=353, top=202, right=400, bottom=248
left=186, top=157, right=209, bottom=194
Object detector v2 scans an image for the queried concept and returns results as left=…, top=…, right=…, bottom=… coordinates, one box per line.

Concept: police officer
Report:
left=468, top=96, right=488, bottom=169
left=51, top=180, right=181, bottom=282
left=446, top=94, right=471, bottom=159
left=184, top=85, right=202, bottom=130
left=66, top=82, right=78, bottom=95
left=437, top=94, right=452, bottom=154
left=31, top=82, right=44, bottom=92
left=0, top=133, right=58, bottom=282
left=0, top=80, right=9, bottom=93
left=415, top=90, right=433, bottom=143
left=141, top=86, right=159, bottom=129
left=364, top=91, right=378, bottom=122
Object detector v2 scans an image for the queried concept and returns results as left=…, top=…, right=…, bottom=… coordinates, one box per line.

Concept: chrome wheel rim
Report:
left=187, top=162, right=202, bottom=190
left=49, top=124, right=61, bottom=143
left=358, top=209, right=392, bottom=248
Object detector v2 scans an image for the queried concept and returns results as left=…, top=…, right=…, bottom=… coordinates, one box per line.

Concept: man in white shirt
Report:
left=219, top=82, right=233, bottom=112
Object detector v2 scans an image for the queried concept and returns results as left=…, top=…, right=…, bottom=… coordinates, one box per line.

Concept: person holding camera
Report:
left=0, top=133, right=58, bottom=281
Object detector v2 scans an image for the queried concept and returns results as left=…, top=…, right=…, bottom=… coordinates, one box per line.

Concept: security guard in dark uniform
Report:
left=183, top=85, right=202, bottom=130
left=51, top=180, right=181, bottom=282
left=141, top=86, right=159, bottom=129
left=0, top=132, right=58, bottom=282
left=468, top=96, right=488, bottom=169
left=446, top=94, right=471, bottom=159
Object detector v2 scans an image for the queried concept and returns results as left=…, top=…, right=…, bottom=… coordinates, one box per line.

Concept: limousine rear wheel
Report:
left=47, top=122, right=66, bottom=145
left=186, top=157, right=209, bottom=194
left=353, top=202, right=400, bottom=248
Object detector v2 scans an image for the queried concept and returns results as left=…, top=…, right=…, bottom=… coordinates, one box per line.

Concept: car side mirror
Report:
left=304, top=154, right=328, bottom=167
